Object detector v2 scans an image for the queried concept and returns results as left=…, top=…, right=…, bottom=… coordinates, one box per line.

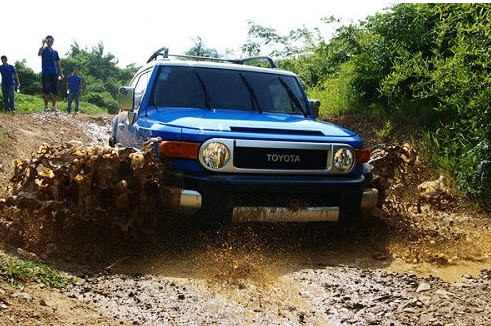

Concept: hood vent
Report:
left=230, top=126, right=324, bottom=136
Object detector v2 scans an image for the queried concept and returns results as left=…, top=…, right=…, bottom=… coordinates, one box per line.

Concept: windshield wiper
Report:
left=194, top=70, right=211, bottom=109
left=239, top=73, right=261, bottom=113
left=278, top=77, right=307, bottom=117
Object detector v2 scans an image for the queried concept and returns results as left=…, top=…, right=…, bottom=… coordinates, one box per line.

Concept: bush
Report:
left=84, top=91, right=117, bottom=114
left=307, top=62, right=361, bottom=115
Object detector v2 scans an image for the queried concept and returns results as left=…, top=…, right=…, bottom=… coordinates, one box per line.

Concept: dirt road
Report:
left=0, top=112, right=489, bottom=325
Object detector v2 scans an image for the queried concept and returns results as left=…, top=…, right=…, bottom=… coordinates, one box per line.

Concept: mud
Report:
left=0, top=112, right=489, bottom=325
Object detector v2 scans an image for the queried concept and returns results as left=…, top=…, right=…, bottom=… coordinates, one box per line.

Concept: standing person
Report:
left=0, top=55, right=20, bottom=112
left=38, top=35, right=63, bottom=112
left=66, top=67, right=83, bottom=114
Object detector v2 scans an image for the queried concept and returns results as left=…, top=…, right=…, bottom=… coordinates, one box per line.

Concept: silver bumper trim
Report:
left=179, top=190, right=202, bottom=215
left=361, top=188, right=378, bottom=210
left=178, top=187, right=378, bottom=222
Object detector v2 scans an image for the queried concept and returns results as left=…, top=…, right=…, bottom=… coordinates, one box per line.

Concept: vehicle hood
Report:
left=144, top=107, right=357, bottom=138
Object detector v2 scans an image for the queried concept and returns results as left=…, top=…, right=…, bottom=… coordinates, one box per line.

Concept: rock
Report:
left=416, top=282, right=431, bottom=292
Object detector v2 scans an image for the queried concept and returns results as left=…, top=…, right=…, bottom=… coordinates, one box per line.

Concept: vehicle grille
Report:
left=234, top=146, right=327, bottom=170
left=198, top=139, right=355, bottom=175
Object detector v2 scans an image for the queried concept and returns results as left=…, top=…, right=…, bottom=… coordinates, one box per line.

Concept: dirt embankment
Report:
left=0, top=112, right=489, bottom=325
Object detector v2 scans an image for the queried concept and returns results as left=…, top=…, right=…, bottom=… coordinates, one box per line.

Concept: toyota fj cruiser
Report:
left=109, top=47, right=378, bottom=224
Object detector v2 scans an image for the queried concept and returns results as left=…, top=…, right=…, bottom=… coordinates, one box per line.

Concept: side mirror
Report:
left=118, top=86, right=135, bottom=112
left=309, top=99, right=321, bottom=119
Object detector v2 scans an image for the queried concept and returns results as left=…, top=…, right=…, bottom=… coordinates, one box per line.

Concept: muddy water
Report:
left=385, top=258, right=490, bottom=282
left=0, top=140, right=489, bottom=285
left=104, top=221, right=490, bottom=284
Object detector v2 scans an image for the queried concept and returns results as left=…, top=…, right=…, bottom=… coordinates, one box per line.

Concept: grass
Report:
left=2, top=93, right=108, bottom=115
left=0, top=259, right=71, bottom=289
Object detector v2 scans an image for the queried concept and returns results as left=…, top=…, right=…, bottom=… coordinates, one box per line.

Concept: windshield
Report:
left=151, top=66, right=308, bottom=115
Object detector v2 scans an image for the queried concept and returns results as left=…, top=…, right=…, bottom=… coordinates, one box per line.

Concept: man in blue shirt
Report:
left=0, top=55, right=20, bottom=112
left=66, top=67, right=83, bottom=114
left=38, top=35, right=64, bottom=112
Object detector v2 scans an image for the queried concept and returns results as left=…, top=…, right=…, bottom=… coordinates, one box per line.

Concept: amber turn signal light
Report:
left=158, top=141, right=200, bottom=159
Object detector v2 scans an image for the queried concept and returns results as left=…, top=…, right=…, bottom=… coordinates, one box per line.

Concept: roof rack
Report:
left=146, top=46, right=169, bottom=63
left=232, top=56, right=277, bottom=68
left=146, top=47, right=277, bottom=69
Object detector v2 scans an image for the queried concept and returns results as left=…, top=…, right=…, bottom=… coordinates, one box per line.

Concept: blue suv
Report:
left=109, top=48, right=378, bottom=224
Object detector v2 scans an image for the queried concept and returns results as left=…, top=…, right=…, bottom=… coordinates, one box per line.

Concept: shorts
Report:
left=42, top=74, right=59, bottom=95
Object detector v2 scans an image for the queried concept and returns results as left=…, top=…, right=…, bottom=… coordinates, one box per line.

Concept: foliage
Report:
left=11, top=41, right=138, bottom=114
left=60, top=42, right=137, bottom=111
left=80, top=76, right=118, bottom=114
left=243, top=3, right=490, bottom=209
left=5, top=93, right=45, bottom=113
left=378, top=3, right=491, bottom=207
left=14, top=60, right=39, bottom=95
left=0, top=259, right=70, bottom=289
left=306, top=61, right=360, bottom=114
left=185, top=37, right=221, bottom=58
left=241, top=20, right=326, bottom=59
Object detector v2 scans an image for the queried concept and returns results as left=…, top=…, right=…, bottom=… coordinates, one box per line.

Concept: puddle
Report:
left=385, top=257, right=490, bottom=283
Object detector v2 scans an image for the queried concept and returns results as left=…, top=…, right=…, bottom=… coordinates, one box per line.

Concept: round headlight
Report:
left=334, top=147, right=354, bottom=171
left=201, top=142, right=230, bottom=170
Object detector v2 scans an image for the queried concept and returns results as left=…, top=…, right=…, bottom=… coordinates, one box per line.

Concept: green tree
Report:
left=61, top=42, right=138, bottom=112
left=14, top=60, right=39, bottom=95
left=185, top=37, right=220, bottom=58
left=241, top=20, right=319, bottom=59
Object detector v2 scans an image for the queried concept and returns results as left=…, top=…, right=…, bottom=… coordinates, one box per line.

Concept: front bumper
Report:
left=172, top=173, right=378, bottom=222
